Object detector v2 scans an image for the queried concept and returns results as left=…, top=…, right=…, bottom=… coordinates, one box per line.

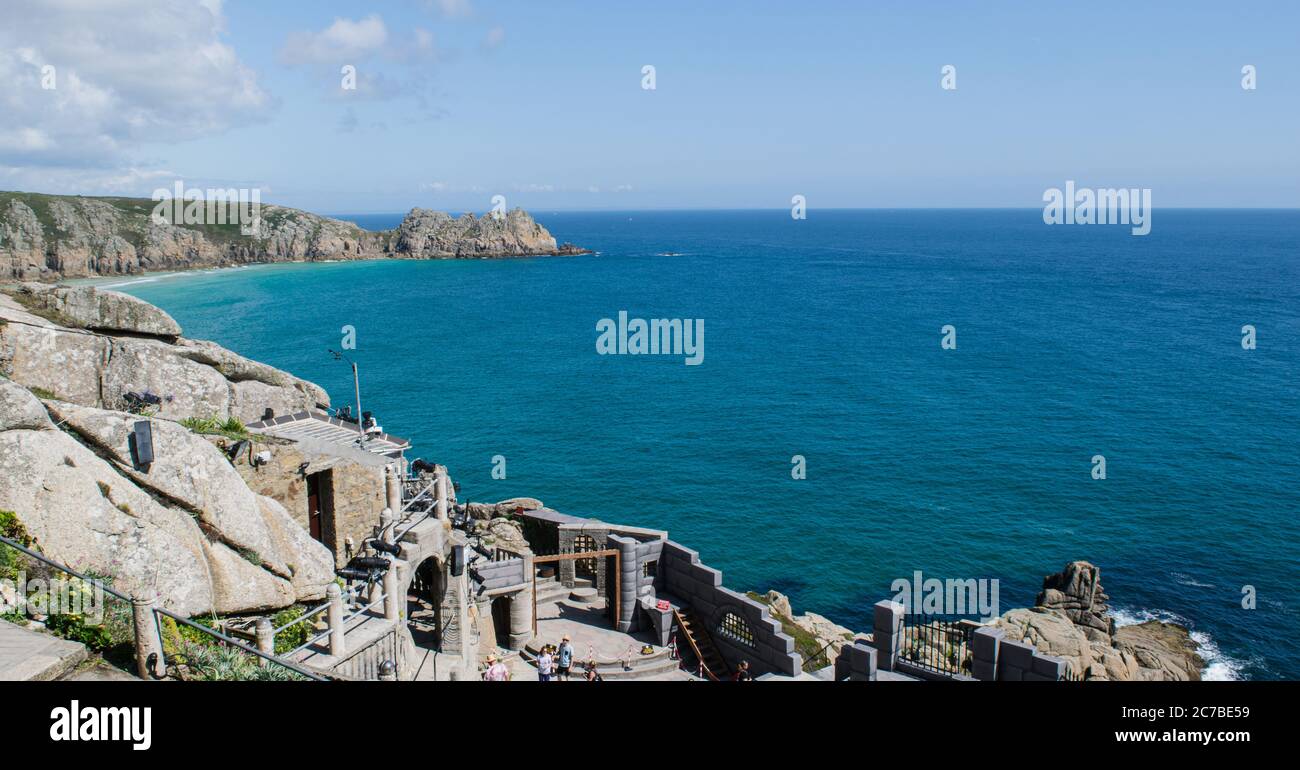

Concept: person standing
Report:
left=483, top=654, right=511, bottom=681
left=732, top=660, right=753, bottom=681
left=537, top=647, right=555, bottom=682
left=556, top=635, right=574, bottom=681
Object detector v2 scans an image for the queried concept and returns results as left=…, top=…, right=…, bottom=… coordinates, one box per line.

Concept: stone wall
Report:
left=226, top=436, right=387, bottom=567
left=471, top=553, right=527, bottom=592
left=972, top=626, right=1068, bottom=682
left=657, top=540, right=800, bottom=677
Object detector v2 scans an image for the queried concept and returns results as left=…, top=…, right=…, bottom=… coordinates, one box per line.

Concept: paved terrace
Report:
left=247, top=410, right=411, bottom=459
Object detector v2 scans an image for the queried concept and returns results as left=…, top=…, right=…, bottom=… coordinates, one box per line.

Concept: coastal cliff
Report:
left=0, top=191, right=588, bottom=281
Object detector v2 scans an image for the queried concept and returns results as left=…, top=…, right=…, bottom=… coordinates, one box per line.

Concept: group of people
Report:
left=481, top=637, right=755, bottom=682
left=482, top=634, right=604, bottom=682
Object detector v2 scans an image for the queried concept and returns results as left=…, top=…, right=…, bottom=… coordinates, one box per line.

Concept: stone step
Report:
left=593, top=655, right=686, bottom=680
left=569, top=587, right=599, bottom=603
left=0, top=620, right=89, bottom=682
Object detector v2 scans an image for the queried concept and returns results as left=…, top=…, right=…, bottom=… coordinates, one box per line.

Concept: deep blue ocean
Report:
left=107, top=210, right=1300, bottom=679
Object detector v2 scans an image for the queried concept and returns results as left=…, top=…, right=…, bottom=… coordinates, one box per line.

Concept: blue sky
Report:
left=2, top=0, right=1297, bottom=212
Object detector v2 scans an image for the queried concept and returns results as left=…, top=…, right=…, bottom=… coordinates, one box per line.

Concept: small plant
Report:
left=0, top=510, right=31, bottom=546
left=236, top=547, right=262, bottom=567
left=180, top=415, right=250, bottom=440
left=29, top=386, right=58, bottom=400
left=270, top=605, right=310, bottom=654
left=176, top=640, right=307, bottom=681
left=96, top=481, right=111, bottom=498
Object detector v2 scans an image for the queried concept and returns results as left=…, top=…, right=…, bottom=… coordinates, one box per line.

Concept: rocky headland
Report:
left=0, top=191, right=590, bottom=281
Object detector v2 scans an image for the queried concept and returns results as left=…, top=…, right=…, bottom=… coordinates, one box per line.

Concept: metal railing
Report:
left=801, top=637, right=840, bottom=672
left=1, top=532, right=325, bottom=681
left=898, top=616, right=975, bottom=677
left=154, top=606, right=326, bottom=681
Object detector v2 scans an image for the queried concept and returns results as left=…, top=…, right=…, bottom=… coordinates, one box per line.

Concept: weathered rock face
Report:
left=465, top=497, right=544, bottom=521
left=993, top=562, right=1204, bottom=681
left=0, top=285, right=326, bottom=423
left=0, top=376, right=52, bottom=431
left=1035, top=560, right=1114, bottom=636
left=466, top=516, right=532, bottom=555
left=759, top=589, right=861, bottom=664
left=0, top=287, right=340, bottom=616
left=12, top=283, right=181, bottom=338
left=1, top=191, right=585, bottom=280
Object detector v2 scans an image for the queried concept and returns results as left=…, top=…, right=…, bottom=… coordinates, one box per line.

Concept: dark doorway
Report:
left=408, top=558, right=443, bottom=650
left=491, top=595, right=511, bottom=646
left=305, top=470, right=334, bottom=549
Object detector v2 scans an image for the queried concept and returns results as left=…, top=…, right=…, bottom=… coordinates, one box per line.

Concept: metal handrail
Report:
left=392, top=481, right=437, bottom=542
left=272, top=601, right=330, bottom=636
left=0, top=533, right=132, bottom=601
left=285, top=625, right=336, bottom=658
left=672, top=608, right=720, bottom=681
left=3, top=532, right=332, bottom=680
left=341, top=593, right=387, bottom=629
left=801, top=637, right=841, bottom=672
left=153, top=606, right=328, bottom=681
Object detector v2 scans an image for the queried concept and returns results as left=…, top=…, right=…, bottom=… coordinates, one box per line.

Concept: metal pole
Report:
left=352, top=361, right=364, bottom=444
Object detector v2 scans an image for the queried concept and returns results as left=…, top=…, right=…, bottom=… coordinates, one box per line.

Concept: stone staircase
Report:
left=533, top=574, right=595, bottom=605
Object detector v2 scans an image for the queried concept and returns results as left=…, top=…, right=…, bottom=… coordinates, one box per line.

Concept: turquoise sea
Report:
left=109, top=210, right=1300, bottom=680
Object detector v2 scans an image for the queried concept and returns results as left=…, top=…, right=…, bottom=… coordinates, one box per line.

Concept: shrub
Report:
left=180, top=415, right=250, bottom=440
left=270, top=605, right=310, bottom=654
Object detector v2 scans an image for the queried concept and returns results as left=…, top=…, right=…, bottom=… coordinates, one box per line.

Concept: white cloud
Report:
left=0, top=0, right=271, bottom=178
left=434, top=0, right=472, bottom=18
left=280, top=15, right=389, bottom=65
left=484, top=26, right=506, bottom=48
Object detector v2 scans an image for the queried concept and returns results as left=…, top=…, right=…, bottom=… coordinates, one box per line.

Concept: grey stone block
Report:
left=970, top=626, right=1003, bottom=661
left=999, top=639, right=1036, bottom=670
left=1031, top=654, right=1066, bottom=679
left=999, top=665, right=1023, bottom=682
left=689, top=564, right=722, bottom=587
left=971, top=659, right=997, bottom=681
left=873, top=600, right=904, bottom=635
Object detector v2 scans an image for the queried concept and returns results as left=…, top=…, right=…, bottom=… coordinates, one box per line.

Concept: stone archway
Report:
left=407, top=556, right=445, bottom=650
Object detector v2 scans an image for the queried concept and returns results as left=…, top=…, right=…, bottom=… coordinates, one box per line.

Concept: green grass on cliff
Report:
left=180, top=415, right=249, bottom=440
left=746, top=591, right=836, bottom=670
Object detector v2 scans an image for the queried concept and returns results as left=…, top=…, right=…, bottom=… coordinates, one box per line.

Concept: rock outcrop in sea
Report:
left=0, top=283, right=335, bottom=616
left=992, top=561, right=1204, bottom=680
left=0, top=191, right=589, bottom=281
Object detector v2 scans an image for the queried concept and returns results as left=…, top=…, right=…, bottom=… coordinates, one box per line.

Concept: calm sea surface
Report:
left=109, top=209, right=1300, bottom=679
